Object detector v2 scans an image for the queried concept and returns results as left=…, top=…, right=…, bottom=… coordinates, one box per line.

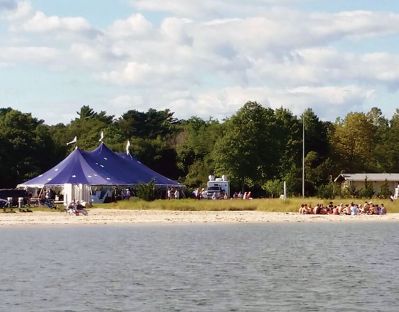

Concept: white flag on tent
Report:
left=66, top=136, right=77, bottom=145
left=126, top=140, right=131, bottom=155
left=99, top=131, right=104, bottom=142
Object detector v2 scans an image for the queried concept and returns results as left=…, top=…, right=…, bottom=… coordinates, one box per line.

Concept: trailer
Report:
left=206, top=175, right=230, bottom=198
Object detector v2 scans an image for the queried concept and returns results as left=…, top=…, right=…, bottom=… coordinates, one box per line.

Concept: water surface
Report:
left=0, top=223, right=398, bottom=311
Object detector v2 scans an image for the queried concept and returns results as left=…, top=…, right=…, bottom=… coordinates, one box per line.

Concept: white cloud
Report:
left=1, top=1, right=399, bottom=123
left=20, top=11, right=93, bottom=34
left=2, top=1, right=31, bottom=20
left=163, top=85, right=374, bottom=121
left=109, top=95, right=146, bottom=114
left=160, top=17, right=192, bottom=44
left=100, top=61, right=190, bottom=87
left=100, top=62, right=156, bottom=85
left=285, top=49, right=399, bottom=88
left=0, top=0, right=17, bottom=11
left=107, top=13, right=153, bottom=39
left=0, top=46, right=58, bottom=64
left=4, top=2, right=97, bottom=37
left=70, top=43, right=102, bottom=63
left=132, top=0, right=302, bottom=18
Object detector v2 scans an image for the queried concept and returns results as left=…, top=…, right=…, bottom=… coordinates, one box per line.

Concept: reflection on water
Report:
left=0, top=223, right=399, bottom=311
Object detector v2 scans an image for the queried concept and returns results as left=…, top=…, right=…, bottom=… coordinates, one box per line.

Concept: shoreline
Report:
left=0, top=209, right=398, bottom=225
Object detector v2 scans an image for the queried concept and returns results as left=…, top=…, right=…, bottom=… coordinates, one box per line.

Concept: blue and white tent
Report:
left=89, top=143, right=181, bottom=186
left=18, top=143, right=181, bottom=187
left=18, top=147, right=125, bottom=187
left=18, top=143, right=182, bottom=205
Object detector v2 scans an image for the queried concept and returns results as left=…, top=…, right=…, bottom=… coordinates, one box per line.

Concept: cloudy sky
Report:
left=0, top=0, right=398, bottom=124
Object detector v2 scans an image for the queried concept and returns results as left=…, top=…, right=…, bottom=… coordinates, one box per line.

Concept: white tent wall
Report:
left=63, top=183, right=91, bottom=206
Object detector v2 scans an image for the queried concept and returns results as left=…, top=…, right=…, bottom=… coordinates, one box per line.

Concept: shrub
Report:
left=317, top=183, right=335, bottom=199
left=379, top=179, right=391, bottom=199
left=136, top=181, right=156, bottom=201
left=262, top=179, right=283, bottom=198
left=342, top=184, right=359, bottom=198
left=359, top=178, right=374, bottom=199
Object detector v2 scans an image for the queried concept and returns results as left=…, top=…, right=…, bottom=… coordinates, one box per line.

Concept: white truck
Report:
left=206, top=175, right=230, bottom=199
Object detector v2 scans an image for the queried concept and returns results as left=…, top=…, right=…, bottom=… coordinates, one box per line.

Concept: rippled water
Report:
left=0, top=223, right=399, bottom=311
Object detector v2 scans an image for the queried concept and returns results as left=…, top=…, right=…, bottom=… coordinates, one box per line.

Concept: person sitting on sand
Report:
left=75, top=201, right=88, bottom=216
left=375, top=204, right=381, bottom=215
left=321, top=204, right=328, bottom=214
left=337, top=203, right=343, bottom=214
left=67, top=200, right=76, bottom=215
left=332, top=206, right=339, bottom=215
left=350, top=203, right=358, bottom=215
left=380, top=204, right=387, bottom=215
left=361, top=201, right=369, bottom=214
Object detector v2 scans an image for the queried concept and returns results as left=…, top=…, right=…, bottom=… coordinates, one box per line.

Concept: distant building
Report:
left=334, top=173, right=399, bottom=194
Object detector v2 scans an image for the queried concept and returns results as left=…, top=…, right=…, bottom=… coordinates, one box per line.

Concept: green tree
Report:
left=262, top=179, right=283, bottom=198
left=331, top=112, right=376, bottom=172
left=367, top=107, right=389, bottom=171
left=274, top=108, right=301, bottom=179
left=117, top=108, right=178, bottom=139
left=377, top=109, right=399, bottom=172
left=176, top=117, right=222, bottom=187
left=379, top=180, right=391, bottom=199
left=213, top=102, right=279, bottom=190
left=0, top=108, right=58, bottom=187
left=62, top=106, right=118, bottom=151
left=303, top=108, right=330, bottom=159
left=77, top=105, right=114, bottom=124
left=130, top=136, right=181, bottom=180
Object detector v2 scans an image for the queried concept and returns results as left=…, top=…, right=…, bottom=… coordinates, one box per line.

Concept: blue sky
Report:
left=0, top=0, right=398, bottom=124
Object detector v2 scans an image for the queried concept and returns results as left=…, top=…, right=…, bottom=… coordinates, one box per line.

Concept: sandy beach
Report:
left=0, top=209, right=398, bottom=225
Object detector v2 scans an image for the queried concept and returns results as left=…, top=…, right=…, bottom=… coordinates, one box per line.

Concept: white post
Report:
left=302, top=113, right=305, bottom=198
left=283, top=181, right=287, bottom=200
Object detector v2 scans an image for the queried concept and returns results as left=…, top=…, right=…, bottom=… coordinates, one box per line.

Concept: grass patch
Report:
left=92, top=197, right=399, bottom=213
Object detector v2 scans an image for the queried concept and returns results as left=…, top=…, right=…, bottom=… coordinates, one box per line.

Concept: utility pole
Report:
left=302, top=113, right=305, bottom=198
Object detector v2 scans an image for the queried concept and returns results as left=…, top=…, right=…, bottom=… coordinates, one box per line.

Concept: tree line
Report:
left=1, top=103, right=399, bottom=197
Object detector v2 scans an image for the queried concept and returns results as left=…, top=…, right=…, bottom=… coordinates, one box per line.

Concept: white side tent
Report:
left=63, top=183, right=91, bottom=206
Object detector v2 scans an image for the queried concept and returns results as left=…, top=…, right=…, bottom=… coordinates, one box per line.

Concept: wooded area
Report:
left=1, top=103, right=398, bottom=197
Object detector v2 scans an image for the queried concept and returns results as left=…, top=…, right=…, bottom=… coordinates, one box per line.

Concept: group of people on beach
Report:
left=167, top=188, right=180, bottom=200
left=67, top=200, right=89, bottom=216
left=298, top=201, right=387, bottom=215
left=232, top=191, right=252, bottom=199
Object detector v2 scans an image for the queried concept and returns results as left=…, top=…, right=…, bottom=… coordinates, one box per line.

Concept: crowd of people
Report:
left=298, top=201, right=387, bottom=215
left=191, top=188, right=253, bottom=200
left=232, top=191, right=252, bottom=199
